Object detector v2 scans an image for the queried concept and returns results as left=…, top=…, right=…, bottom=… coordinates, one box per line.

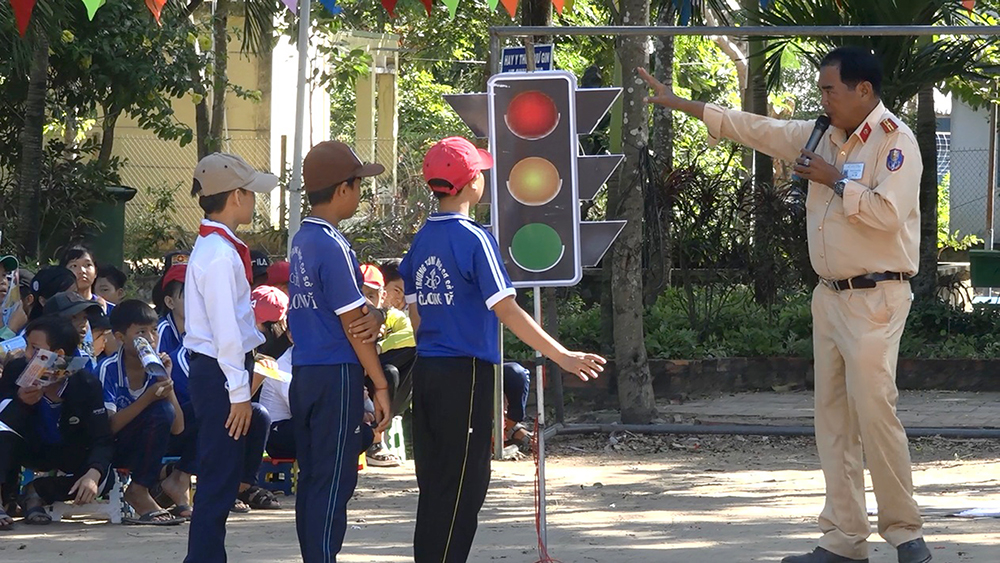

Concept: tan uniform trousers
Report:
left=811, top=280, right=923, bottom=559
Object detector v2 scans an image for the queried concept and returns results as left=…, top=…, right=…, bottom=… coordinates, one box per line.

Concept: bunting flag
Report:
left=9, top=0, right=36, bottom=37
left=551, top=0, right=563, bottom=13
left=280, top=0, right=296, bottom=14
left=442, top=0, right=458, bottom=18
left=500, top=0, right=517, bottom=17
left=419, top=0, right=432, bottom=16
left=318, top=0, right=342, bottom=14
left=145, top=0, right=167, bottom=25
left=380, top=0, right=398, bottom=18
left=962, top=0, right=976, bottom=10
left=82, top=0, right=106, bottom=20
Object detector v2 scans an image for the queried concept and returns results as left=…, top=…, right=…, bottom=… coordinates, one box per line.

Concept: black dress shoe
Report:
left=897, top=538, right=932, bottom=563
left=781, top=547, right=869, bottom=563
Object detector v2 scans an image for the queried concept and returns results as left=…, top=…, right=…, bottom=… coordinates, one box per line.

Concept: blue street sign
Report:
left=500, top=44, right=554, bottom=73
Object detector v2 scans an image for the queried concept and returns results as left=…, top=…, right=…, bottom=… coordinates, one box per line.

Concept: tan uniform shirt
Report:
left=703, top=102, right=921, bottom=280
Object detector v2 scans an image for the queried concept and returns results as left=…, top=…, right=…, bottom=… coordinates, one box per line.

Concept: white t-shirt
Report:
left=260, top=347, right=292, bottom=423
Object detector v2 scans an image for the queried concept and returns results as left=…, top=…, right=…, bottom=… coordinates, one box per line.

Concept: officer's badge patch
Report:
left=880, top=118, right=898, bottom=133
left=887, top=148, right=904, bottom=172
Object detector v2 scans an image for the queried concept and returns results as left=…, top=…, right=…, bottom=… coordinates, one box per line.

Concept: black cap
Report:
left=16, top=268, right=34, bottom=293
left=31, top=266, right=77, bottom=299
left=43, top=291, right=102, bottom=318
left=251, top=250, right=270, bottom=278
left=87, top=307, right=111, bottom=331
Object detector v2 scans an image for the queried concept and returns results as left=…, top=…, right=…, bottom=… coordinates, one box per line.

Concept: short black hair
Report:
left=191, top=179, right=239, bottom=215
left=109, top=299, right=159, bottom=334
left=820, top=46, right=882, bottom=97
left=96, top=264, right=127, bottom=290
left=25, top=315, right=81, bottom=355
left=428, top=179, right=461, bottom=200
left=153, top=279, right=183, bottom=316
left=307, top=177, right=356, bottom=207
left=380, top=258, right=402, bottom=283
left=59, top=244, right=95, bottom=268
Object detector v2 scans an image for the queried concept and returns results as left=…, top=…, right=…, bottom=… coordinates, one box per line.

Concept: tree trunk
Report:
left=16, top=34, right=49, bottom=259
left=611, top=0, right=657, bottom=424
left=914, top=85, right=938, bottom=301
left=646, top=12, right=674, bottom=304
left=98, top=106, right=119, bottom=167
left=209, top=0, right=230, bottom=153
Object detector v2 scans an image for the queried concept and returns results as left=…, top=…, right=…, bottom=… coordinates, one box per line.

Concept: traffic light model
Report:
left=445, top=70, right=625, bottom=288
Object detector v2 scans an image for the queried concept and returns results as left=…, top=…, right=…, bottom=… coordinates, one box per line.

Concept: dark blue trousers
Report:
left=184, top=352, right=253, bottom=563
left=290, top=363, right=364, bottom=563
left=168, top=400, right=270, bottom=485
left=502, top=362, right=531, bottom=423
left=113, top=399, right=175, bottom=489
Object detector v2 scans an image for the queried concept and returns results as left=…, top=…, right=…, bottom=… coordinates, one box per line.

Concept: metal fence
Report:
left=117, top=135, right=273, bottom=233
left=947, top=146, right=991, bottom=240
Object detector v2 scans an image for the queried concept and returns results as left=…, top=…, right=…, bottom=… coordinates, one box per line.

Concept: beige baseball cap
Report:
left=193, top=153, right=279, bottom=196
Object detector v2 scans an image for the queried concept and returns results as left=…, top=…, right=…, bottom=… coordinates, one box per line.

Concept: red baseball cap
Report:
left=162, top=264, right=187, bottom=291
left=268, top=261, right=290, bottom=285
left=422, top=137, right=494, bottom=195
left=251, top=285, right=289, bottom=324
left=360, top=264, right=384, bottom=289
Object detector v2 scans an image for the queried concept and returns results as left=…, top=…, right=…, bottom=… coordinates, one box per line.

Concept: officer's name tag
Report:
left=842, top=162, right=865, bottom=180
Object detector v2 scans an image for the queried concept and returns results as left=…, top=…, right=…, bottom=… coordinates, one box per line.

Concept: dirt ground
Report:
left=2, top=434, right=999, bottom=563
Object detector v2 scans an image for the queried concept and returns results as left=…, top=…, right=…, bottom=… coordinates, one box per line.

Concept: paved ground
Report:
left=643, top=390, right=1000, bottom=428
left=3, top=433, right=1000, bottom=563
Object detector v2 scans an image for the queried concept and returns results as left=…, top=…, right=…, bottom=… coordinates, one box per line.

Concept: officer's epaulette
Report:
left=880, top=117, right=899, bottom=134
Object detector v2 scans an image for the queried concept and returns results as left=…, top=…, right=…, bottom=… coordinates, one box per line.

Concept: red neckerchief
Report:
left=198, top=223, right=253, bottom=286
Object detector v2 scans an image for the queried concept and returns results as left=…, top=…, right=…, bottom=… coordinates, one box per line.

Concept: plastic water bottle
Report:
left=134, top=336, right=167, bottom=378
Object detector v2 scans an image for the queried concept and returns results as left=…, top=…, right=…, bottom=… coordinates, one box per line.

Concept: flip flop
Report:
left=169, top=504, right=193, bottom=520
left=22, top=505, right=52, bottom=526
left=123, top=509, right=184, bottom=526
left=231, top=499, right=251, bottom=514
left=0, top=506, right=14, bottom=531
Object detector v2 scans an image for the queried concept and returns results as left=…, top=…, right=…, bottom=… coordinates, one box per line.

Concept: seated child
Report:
left=99, top=300, right=186, bottom=525
left=59, top=244, right=112, bottom=314
left=0, top=316, right=113, bottom=528
left=94, top=264, right=127, bottom=307
left=25, top=267, right=76, bottom=324
left=154, top=257, right=188, bottom=356
left=43, top=291, right=104, bottom=370
left=253, top=286, right=295, bottom=460
left=502, top=362, right=533, bottom=453
left=378, top=258, right=406, bottom=311
left=359, top=264, right=412, bottom=467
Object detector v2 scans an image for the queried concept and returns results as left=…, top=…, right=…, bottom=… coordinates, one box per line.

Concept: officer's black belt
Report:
left=822, top=272, right=909, bottom=291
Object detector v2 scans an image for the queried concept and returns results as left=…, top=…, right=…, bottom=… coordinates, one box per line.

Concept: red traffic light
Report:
left=504, top=90, right=560, bottom=140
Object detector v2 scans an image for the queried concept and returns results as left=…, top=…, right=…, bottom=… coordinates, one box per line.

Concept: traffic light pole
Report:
left=494, top=329, right=505, bottom=462
left=533, top=286, right=548, bottom=545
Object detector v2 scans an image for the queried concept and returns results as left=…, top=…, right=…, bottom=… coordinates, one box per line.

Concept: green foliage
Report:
left=938, top=172, right=983, bottom=255
left=123, top=183, right=191, bottom=269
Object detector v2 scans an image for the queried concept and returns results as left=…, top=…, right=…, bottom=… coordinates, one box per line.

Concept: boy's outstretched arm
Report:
left=491, top=296, right=605, bottom=381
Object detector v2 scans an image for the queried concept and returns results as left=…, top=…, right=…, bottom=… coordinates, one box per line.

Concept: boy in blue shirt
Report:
left=401, top=137, right=605, bottom=563
left=99, top=299, right=185, bottom=525
left=288, top=140, right=391, bottom=562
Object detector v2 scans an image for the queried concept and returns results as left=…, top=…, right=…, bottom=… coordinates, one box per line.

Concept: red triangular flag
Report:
left=145, top=0, right=167, bottom=25
left=10, top=0, right=37, bottom=37
left=500, top=0, right=517, bottom=17
left=419, top=0, right=432, bottom=16
left=381, top=0, right=398, bottom=17
left=551, top=0, right=563, bottom=13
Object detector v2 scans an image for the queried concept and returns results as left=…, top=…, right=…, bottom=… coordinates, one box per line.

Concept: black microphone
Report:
left=794, top=115, right=831, bottom=189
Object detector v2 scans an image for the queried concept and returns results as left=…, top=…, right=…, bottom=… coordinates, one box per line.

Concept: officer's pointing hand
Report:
left=637, top=67, right=681, bottom=109
left=794, top=149, right=842, bottom=189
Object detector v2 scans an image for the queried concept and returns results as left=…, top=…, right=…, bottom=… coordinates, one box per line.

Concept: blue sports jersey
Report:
left=288, top=217, right=366, bottom=366
left=400, top=212, right=515, bottom=364
left=98, top=350, right=153, bottom=414
left=168, top=345, right=192, bottom=404
left=157, top=312, right=183, bottom=355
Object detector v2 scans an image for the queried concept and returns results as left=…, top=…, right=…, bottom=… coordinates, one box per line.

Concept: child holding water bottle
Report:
left=97, top=299, right=186, bottom=525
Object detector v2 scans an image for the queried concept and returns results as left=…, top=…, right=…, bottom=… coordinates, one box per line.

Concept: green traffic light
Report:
left=509, top=223, right=565, bottom=272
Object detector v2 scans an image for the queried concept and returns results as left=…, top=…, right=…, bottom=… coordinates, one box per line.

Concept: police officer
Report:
left=640, top=46, right=931, bottom=563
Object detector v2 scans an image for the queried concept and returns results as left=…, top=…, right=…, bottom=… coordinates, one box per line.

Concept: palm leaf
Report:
left=241, top=0, right=281, bottom=55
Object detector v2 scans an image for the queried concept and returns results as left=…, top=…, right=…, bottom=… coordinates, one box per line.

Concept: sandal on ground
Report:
left=237, top=485, right=281, bottom=510
left=230, top=499, right=251, bottom=514
left=366, top=443, right=402, bottom=467
left=0, top=506, right=14, bottom=530
left=505, top=423, right=533, bottom=454
left=168, top=504, right=192, bottom=520
left=123, top=509, right=184, bottom=526
left=23, top=505, right=51, bottom=526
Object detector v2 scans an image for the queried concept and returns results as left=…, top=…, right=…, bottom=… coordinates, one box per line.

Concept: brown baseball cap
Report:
left=194, top=153, right=278, bottom=196
left=303, top=141, right=385, bottom=193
